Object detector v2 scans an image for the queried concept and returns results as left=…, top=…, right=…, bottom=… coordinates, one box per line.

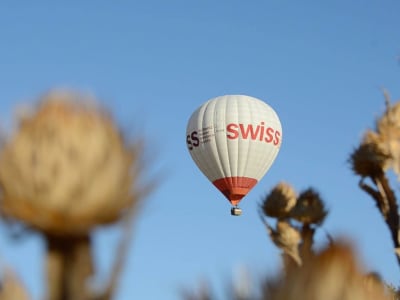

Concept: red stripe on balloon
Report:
left=212, top=177, right=258, bottom=206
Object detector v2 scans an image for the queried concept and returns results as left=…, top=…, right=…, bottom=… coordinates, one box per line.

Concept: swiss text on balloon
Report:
left=226, top=122, right=281, bottom=146
left=186, top=122, right=281, bottom=151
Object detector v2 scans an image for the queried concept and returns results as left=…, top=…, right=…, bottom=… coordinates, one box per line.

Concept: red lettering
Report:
left=264, top=127, right=274, bottom=143
left=239, top=124, right=260, bottom=140
left=226, top=122, right=280, bottom=147
left=227, top=123, right=239, bottom=139
left=259, top=122, right=265, bottom=141
left=274, top=130, right=281, bottom=145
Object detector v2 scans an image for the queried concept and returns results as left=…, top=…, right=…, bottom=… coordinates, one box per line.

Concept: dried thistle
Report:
left=261, top=182, right=297, bottom=219
left=351, top=97, right=400, bottom=273
left=376, top=95, right=400, bottom=135
left=290, top=188, right=327, bottom=225
left=0, top=90, right=143, bottom=235
left=376, top=99, right=400, bottom=177
left=269, top=220, right=302, bottom=265
left=264, top=242, right=392, bottom=300
left=183, top=244, right=395, bottom=300
left=0, top=269, right=30, bottom=300
left=350, top=96, right=400, bottom=179
left=350, top=130, right=391, bottom=178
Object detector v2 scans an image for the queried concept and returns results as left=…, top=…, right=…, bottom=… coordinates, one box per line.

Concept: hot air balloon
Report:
left=186, top=95, right=282, bottom=216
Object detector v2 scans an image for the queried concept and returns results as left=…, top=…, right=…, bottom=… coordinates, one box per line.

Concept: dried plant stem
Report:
left=258, top=210, right=302, bottom=269
left=359, top=179, right=387, bottom=214
left=93, top=204, right=140, bottom=300
left=280, top=252, right=300, bottom=273
left=359, top=173, right=400, bottom=269
left=299, top=224, right=314, bottom=262
left=46, top=234, right=93, bottom=300
left=375, top=174, right=400, bottom=259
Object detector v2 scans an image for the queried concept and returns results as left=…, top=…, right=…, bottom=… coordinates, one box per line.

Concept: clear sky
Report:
left=0, top=1, right=400, bottom=299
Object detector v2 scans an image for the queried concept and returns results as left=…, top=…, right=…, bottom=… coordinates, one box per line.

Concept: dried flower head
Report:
left=376, top=98, right=400, bottom=135
left=349, top=130, right=391, bottom=177
left=265, top=242, right=391, bottom=300
left=269, top=220, right=302, bottom=265
left=0, top=90, right=143, bottom=235
left=376, top=99, right=400, bottom=176
left=0, top=269, right=30, bottom=300
left=290, top=188, right=327, bottom=225
left=262, top=182, right=297, bottom=219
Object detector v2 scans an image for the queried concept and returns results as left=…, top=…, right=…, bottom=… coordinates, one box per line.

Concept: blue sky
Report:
left=0, top=1, right=400, bottom=299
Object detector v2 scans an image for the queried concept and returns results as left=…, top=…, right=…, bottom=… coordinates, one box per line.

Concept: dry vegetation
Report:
left=1, top=90, right=400, bottom=300
left=0, top=90, right=152, bottom=300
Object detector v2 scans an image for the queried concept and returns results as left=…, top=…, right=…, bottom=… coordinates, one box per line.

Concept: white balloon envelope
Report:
left=186, top=95, right=282, bottom=214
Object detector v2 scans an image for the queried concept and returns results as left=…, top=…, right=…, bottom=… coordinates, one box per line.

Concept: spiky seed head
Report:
left=266, top=243, right=390, bottom=300
left=376, top=99, right=400, bottom=135
left=349, top=130, right=391, bottom=178
left=261, top=182, right=297, bottom=219
left=0, top=90, right=143, bottom=235
left=375, top=100, right=400, bottom=176
left=0, top=269, right=30, bottom=300
left=290, top=188, right=327, bottom=225
left=272, top=220, right=301, bottom=249
left=270, top=220, right=302, bottom=265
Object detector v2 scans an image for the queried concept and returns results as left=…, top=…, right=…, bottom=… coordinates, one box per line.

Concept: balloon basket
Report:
left=230, top=206, right=242, bottom=216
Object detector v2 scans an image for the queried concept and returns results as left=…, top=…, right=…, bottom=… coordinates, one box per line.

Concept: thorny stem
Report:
left=93, top=183, right=153, bottom=300
left=359, top=174, right=400, bottom=269
left=92, top=197, right=143, bottom=300
left=46, top=234, right=93, bottom=300
left=257, top=209, right=302, bottom=269
left=99, top=208, right=137, bottom=300
left=359, top=179, right=388, bottom=214
left=299, top=224, right=314, bottom=263
left=280, top=252, right=299, bottom=274
left=374, top=174, right=400, bottom=258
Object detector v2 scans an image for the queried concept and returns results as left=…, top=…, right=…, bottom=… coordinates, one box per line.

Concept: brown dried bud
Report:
left=0, top=269, right=30, bottom=300
left=267, top=243, right=391, bottom=300
left=0, top=91, right=142, bottom=235
left=349, top=130, right=391, bottom=178
left=290, top=188, right=327, bottom=225
left=376, top=100, right=400, bottom=176
left=262, top=182, right=297, bottom=219
left=376, top=99, right=400, bottom=135
left=269, top=220, right=302, bottom=265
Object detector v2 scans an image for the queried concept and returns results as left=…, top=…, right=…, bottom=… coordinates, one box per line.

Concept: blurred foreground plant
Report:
left=0, top=90, right=153, bottom=300
left=260, top=242, right=395, bottom=300
left=183, top=242, right=396, bottom=300
left=349, top=92, right=400, bottom=268
left=259, top=182, right=327, bottom=268
left=0, top=268, right=30, bottom=300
